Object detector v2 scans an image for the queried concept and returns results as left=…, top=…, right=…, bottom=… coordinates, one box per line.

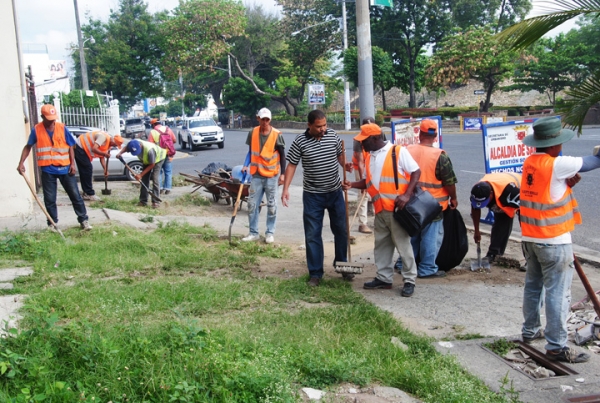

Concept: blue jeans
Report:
left=303, top=189, right=347, bottom=279
left=41, top=170, right=88, bottom=225
left=160, top=158, right=173, bottom=190
left=247, top=174, right=279, bottom=236
left=395, top=219, right=444, bottom=276
left=521, top=242, right=574, bottom=351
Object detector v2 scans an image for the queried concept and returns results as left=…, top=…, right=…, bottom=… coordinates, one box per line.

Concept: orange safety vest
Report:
left=407, top=144, right=449, bottom=210
left=249, top=127, right=281, bottom=177
left=479, top=172, right=521, bottom=218
left=365, top=145, right=410, bottom=214
left=35, top=122, right=70, bottom=167
left=520, top=154, right=581, bottom=238
left=79, top=131, right=110, bottom=161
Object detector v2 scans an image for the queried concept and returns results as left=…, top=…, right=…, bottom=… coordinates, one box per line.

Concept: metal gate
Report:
left=55, top=99, right=120, bottom=136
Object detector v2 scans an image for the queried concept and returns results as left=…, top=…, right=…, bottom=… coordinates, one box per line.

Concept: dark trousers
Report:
left=41, top=170, right=88, bottom=225
left=488, top=211, right=514, bottom=257
left=74, top=145, right=95, bottom=196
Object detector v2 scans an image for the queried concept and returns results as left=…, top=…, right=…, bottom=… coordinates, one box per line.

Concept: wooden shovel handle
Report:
left=573, top=254, right=600, bottom=320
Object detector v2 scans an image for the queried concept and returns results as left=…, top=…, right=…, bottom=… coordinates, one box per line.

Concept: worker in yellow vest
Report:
left=241, top=108, right=286, bottom=244
left=520, top=116, right=600, bottom=364
left=17, top=104, right=91, bottom=230
left=74, top=130, right=124, bottom=201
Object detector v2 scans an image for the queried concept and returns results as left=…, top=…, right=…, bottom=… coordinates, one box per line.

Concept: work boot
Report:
left=164, top=189, right=171, bottom=195
left=82, top=194, right=101, bottom=201
left=136, top=202, right=147, bottom=207
left=401, top=282, right=415, bottom=297
left=363, top=278, right=392, bottom=290
left=80, top=220, right=92, bottom=231
left=358, top=224, right=373, bottom=234
left=546, top=346, right=590, bottom=363
left=307, top=277, right=321, bottom=287
left=342, top=273, right=355, bottom=281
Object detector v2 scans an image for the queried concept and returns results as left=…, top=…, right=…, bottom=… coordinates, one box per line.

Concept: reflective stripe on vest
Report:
left=249, top=127, right=281, bottom=177
left=35, top=122, right=70, bottom=166
left=520, top=154, right=581, bottom=238
left=139, top=140, right=166, bottom=165
left=407, top=144, right=449, bottom=210
left=479, top=172, right=522, bottom=218
left=365, top=145, right=410, bottom=214
left=80, top=131, right=110, bottom=161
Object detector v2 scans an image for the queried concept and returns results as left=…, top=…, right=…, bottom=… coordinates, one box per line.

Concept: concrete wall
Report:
left=1, top=2, right=34, bottom=220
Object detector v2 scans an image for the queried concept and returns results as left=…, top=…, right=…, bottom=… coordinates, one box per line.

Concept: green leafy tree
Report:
left=503, top=35, right=583, bottom=106
left=563, top=15, right=600, bottom=82
left=343, top=46, right=396, bottom=110
left=427, top=26, right=518, bottom=112
left=74, top=0, right=165, bottom=110
left=496, top=0, right=600, bottom=132
left=449, top=0, right=532, bottom=32
left=223, top=77, right=272, bottom=117
left=370, top=0, right=453, bottom=108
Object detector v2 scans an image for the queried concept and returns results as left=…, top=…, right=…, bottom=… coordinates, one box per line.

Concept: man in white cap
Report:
left=17, top=104, right=91, bottom=230
left=241, top=108, right=286, bottom=244
left=520, top=116, right=600, bottom=363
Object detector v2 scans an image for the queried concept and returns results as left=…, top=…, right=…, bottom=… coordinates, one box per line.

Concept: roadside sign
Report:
left=474, top=90, right=485, bottom=95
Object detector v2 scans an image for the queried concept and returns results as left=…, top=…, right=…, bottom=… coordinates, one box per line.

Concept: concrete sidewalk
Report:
left=2, top=183, right=600, bottom=402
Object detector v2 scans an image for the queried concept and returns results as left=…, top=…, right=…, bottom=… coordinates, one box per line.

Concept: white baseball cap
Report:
left=257, top=108, right=271, bottom=120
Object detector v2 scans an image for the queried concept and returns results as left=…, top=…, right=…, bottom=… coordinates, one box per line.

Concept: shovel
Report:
left=117, top=156, right=162, bottom=202
left=228, top=152, right=251, bottom=244
left=101, top=156, right=112, bottom=195
left=470, top=242, right=491, bottom=271
left=20, top=172, right=66, bottom=240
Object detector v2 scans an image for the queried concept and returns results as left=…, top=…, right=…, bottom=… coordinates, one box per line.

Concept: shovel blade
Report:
left=481, top=257, right=491, bottom=271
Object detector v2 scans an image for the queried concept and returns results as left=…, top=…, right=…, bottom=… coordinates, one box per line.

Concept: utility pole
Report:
left=342, top=1, right=351, bottom=130
left=228, top=54, right=234, bottom=128
left=73, top=0, right=89, bottom=91
left=356, top=0, right=375, bottom=122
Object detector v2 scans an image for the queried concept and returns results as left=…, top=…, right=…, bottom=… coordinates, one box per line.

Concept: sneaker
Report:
left=522, top=329, right=544, bottom=344
left=593, top=145, right=600, bottom=156
left=265, top=235, right=274, bottom=244
left=519, top=263, right=527, bottom=272
left=307, top=277, right=321, bottom=287
left=242, top=234, right=260, bottom=242
left=160, top=189, right=166, bottom=195
left=82, top=194, right=101, bottom=201
left=401, top=282, right=415, bottom=297
left=484, top=254, right=496, bottom=263
left=418, top=271, right=447, bottom=279
left=136, top=202, right=148, bottom=207
left=546, top=346, right=590, bottom=363
left=363, top=278, right=392, bottom=290
left=358, top=224, right=373, bottom=234
left=342, top=272, right=355, bottom=281
left=164, top=190, right=171, bottom=195
left=80, top=220, right=92, bottom=231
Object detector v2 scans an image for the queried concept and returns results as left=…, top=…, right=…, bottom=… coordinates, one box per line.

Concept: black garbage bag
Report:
left=201, top=162, right=232, bottom=178
left=436, top=208, right=469, bottom=271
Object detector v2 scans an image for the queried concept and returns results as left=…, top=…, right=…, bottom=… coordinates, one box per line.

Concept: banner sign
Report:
left=482, top=119, right=538, bottom=173
left=371, top=0, right=393, bottom=6
left=308, top=84, right=325, bottom=105
left=463, top=117, right=483, bottom=131
left=391, top=116, right=443, bottom=149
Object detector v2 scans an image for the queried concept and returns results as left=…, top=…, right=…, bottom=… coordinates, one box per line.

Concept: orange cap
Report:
left=150, top=118, right=159, bottom=126
left=112, top=134, right=124, bottom=148
left=41, top=104, right=58, bottom=121
left=420, top=119, right=438, bottom=135
left=354, top=123, right=382, bottom=142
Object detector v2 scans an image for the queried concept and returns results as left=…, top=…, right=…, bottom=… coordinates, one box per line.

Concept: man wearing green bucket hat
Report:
left=520, top=116, right=600, bottom=363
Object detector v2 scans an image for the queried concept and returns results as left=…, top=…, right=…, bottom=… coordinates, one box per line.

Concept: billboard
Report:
left=48, top=60, right=67, bottom=80
left=308, top=83, right=325, bottom=105
left=482, top=119, right=539, bottom=174
left=391, top=116, right=443, bottom=149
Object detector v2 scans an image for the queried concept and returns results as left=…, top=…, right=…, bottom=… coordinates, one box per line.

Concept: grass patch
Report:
left=0, top=223, right=513, bottom=402
left=171, top=193, right=212, bottom=207
left=483, top=339, right=519, bottom=356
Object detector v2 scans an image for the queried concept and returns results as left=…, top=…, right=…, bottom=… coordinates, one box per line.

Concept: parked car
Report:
left=67, top=126, right=143, bottom=181
left=124, top=118, right=146, bottom=139
left=179, top=118, right=224, bottom=151
left=119, top=118, right=125, bottom=134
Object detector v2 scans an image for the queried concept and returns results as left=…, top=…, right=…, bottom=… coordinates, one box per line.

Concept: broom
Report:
left=334, top=140, right=364, bottom=275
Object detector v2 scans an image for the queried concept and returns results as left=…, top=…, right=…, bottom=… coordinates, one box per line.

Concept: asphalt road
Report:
left=171, top=126, right=600, bottom=252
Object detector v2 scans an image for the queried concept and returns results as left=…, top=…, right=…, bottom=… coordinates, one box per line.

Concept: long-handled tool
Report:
left=470, top=242, right=490, bottom=271
left=228, top=152, right=251, bottom=244
left=21, top=173, right=66, bottom=240
left=573, top=254, right=600, bottom=320
left=335, top=140, right=364, bottom=275
left=118, top=156, right=162, bottom=202
left=349, top=190, right=368, bottom=230
left=101, top=156, right=112, bottom=195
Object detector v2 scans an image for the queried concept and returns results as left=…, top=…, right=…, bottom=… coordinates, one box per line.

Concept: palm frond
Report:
left=497, top=0, right=600, bottom=49
left=558, top=70, right=600, bottom=134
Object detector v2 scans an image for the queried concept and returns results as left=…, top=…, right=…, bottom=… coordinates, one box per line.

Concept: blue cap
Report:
left=470, top=181, right=492, bottom=209
left=127, top=139, right=142, bottom=156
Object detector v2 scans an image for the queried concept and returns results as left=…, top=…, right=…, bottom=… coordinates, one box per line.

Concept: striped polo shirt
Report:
left=287, top=128, right=343, bottom=193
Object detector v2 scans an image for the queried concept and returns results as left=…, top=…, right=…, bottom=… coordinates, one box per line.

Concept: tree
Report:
left=75, top=0, right=165, bottom=109
left=223, top=77, right=272, bottom=117
left=343, top=46, right=396, bottom=110
left=496, top=0, right=600, bottom=132
left=426, top=26, right=518, bottom=112
left=449, top=0, right=532, bottom=32
left=370, top=0, right=453, bottom=108
left=503, top=35, right=583, bottom=106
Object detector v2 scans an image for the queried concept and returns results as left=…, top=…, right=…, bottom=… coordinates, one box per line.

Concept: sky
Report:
left=16, top=0, right=577, bottom=65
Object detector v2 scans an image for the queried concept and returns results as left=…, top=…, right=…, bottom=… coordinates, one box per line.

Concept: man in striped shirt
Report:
left=281, top=110, right=348, bottom=286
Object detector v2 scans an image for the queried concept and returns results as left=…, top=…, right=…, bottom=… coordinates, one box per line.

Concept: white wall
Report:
left=1, top=2, right=34, bottom=219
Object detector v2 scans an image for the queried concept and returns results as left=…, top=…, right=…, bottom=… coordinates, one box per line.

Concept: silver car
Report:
left=68, top=126, right=142, bottom=181
left=178, top=118, right=224, bottom=151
